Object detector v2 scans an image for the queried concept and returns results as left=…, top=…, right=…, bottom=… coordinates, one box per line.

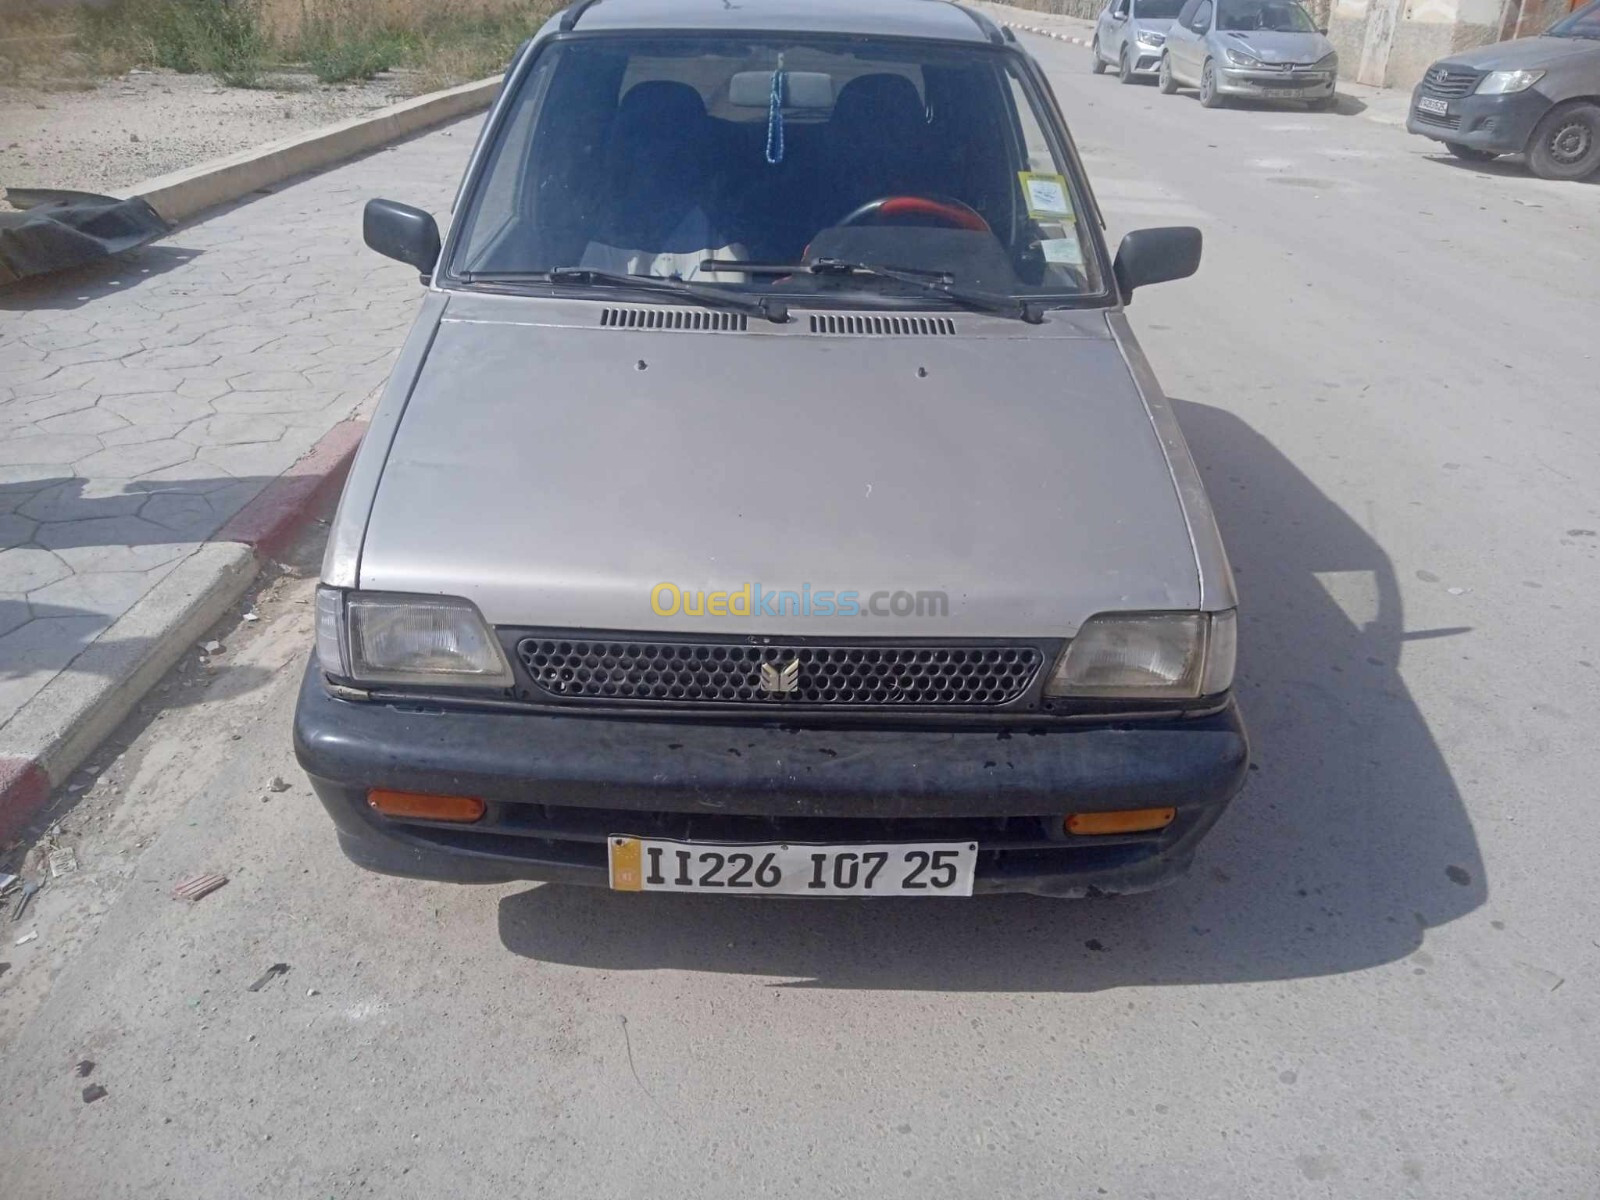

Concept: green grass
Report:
left=80, top=0, right=270, bottom=87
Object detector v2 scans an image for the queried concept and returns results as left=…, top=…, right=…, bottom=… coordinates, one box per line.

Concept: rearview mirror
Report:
left=364, top=198, right=441, bottom=282
left=1113, top=226, right=1202, bottom=302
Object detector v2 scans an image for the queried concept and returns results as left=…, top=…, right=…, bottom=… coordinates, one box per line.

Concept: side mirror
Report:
left=1114, top=226, right=1202, bottom=303
left=363, top=198, right=441, bottom=282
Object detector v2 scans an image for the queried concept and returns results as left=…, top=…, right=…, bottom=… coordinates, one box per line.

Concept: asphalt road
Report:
left=3, top=36, right=1598, bottom=1199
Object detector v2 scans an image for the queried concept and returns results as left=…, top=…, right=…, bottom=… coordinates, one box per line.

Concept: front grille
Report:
left=1413, top=108, right=1463, bottom=130
left=514, top=637, right=1044, bottom=708
left=599, top=307, right=747, bottom=332
left=1421, top=66, right=1480, bottom=98
left=809, top=314, right=957, bottom=336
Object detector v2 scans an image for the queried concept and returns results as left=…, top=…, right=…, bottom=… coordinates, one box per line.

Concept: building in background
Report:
left=1327, top=0, right=1585, bottom=87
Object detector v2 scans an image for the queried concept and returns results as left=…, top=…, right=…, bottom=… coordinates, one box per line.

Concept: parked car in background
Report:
left=1159, top=0, right=1338, bottom=110
left=1407, top=0, right=1600, bottom=180
left=1092, top=0, right=1186, bottom=83
left=296, top=0, right=1249, bottom=900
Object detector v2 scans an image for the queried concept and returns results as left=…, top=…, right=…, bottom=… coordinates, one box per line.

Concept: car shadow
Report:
left=0, top=243, right=201, bottom=310
left=1201, top=94, right=1367, bottom=116
left=496, top=399, right=1484, bottom=990
left=1423, top=152, right=1600, bottom=185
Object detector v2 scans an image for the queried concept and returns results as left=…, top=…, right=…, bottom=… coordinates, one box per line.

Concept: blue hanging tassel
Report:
left=765, top=59, right=786, bottom=165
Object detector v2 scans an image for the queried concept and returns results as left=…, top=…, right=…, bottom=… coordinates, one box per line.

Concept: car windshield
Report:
left=1136, top=0, right=1188, bottom=18
left=1548, top=0, right=1600, bottom=37
left=1217, top=0, right=1317, bottom=32
left=448, top=34, right=1104, bottom=305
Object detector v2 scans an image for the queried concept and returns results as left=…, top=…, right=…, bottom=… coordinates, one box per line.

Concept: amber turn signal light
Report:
left=367, top=789, right=485, bottom=823
left=1065, top=807, right=1176, bottom=836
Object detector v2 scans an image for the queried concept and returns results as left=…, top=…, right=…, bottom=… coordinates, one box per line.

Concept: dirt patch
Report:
left=0, top=66, right=426, bottom=208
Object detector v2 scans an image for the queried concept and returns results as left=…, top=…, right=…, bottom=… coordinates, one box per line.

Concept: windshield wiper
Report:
left=698, top=258, right=1045, bottom=323
left=457, top=268, right=789, bottom=323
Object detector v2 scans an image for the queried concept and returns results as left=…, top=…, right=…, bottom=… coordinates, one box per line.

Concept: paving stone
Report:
left=34, top=514, right=186, bottom=554
left=178, top=413, right=290, bottom=446
left=137, top=491, right=228, bottom=539
left=97, top=419, right=185, bottom=448
left=35, top=407, right=130, bottom=436
left=28, top=570, right=156, bottom=622
left=87, top=365, right=191, bottom=396
left=199, top=439, right=308, bottom=479
left=100, top=392, right=214, bottom=426
left=0, top=546, right=72, bottom=591
left=0, top=616, right=116, bottom=716
left=6, top=391, right=102, bottom=424
left=133, top=344, right=225, bottom=370
left=211, top=388, right=331, bottom=415
left=49, top=541, right=191, bottom=575
left=0, top=514, right=38, bottom=550
left=0, top=433, right=105, bottom=468
left=75, top=439, right=196, bottom=478
left=130, top=461, right=243, bottom=494
left=18, top=480, right=145, bottom=523
left=0, top=113, right=473, bottom=733
left=0, top=593, right=29, bottom=639
left=42, top=339, right=146, bottom=367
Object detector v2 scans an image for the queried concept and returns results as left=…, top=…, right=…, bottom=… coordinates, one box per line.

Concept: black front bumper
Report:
left=1407, top=84, right=1551, bottom=154
left=293, top=666, right=1249, bottom=898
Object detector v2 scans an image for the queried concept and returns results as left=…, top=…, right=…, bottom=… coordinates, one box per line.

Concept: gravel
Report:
left=0, top=67, right=428, bottom=209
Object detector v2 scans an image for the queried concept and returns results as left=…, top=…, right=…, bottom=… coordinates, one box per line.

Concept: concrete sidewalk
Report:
left=970, top=1, right=1413, bottom=126
left=0, top=116, right=478, bottom=835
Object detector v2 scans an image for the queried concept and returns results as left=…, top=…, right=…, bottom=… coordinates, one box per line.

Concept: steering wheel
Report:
left=837, top=195, right=992, bottom=233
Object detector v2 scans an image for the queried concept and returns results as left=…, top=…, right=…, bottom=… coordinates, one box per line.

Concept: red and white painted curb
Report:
left=0, top=419, right=366, bottom=843
left=1008, top=23, right=1094, bottom=48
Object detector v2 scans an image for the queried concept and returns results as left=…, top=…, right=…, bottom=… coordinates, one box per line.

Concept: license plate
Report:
left=1418, top=96, right=1449, bottom=115
left=608, top=837, right=977, bottom=897
left=1260, top=88, right=1304, bottom=99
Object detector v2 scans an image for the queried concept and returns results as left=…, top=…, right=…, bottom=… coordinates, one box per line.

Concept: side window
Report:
left=1176, top=0, right=1201, bottom=28
left=1191, top=0, right=1214, bottom=29
left=1114, top=0, right=1131, bottom=16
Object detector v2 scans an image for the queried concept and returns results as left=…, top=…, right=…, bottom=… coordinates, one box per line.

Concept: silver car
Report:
left=294, top=0, right=1249, bottom=900
left=1091, top=0, right=1186, bottom=83
left=1159, top=0, right=1338, bottom=110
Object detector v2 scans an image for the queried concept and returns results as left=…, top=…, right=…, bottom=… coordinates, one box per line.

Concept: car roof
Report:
left=557, top=0, right=1004, bottom=44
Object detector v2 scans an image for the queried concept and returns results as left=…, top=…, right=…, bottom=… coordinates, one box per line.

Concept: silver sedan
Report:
left=1159, top=0, right=1339, bottom=110
left=1091, top=0, right=1185, bottom=83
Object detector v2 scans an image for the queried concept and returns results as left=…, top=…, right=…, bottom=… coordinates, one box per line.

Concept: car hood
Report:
left=1436, top=35, right=1598, bottom=71
left=1135, top=17, right=1176, bottom=32
left=358, top=296, right=1200, bottom=637
left=1218, top=29, right=1333, bottom=62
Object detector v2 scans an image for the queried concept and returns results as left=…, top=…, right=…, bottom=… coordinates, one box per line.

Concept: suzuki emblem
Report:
left=759, top=658, right=801, bottom=695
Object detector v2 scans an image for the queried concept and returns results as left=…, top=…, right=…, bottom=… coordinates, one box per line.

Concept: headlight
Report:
left=1223, top=48, right=1260, bottom=68
left=1315, top=52, right=1338, bottom=70
left=1476, top=69, right=1544, bottom=95
left=1044, top=611, right=1236, bottom=699
left=315, top=587, right=513, bottom=688
left=1137, top=29, right=1166, bottom=46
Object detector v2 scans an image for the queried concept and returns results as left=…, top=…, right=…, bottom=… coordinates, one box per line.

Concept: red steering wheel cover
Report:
left=855, top=196, right=991, bottom=233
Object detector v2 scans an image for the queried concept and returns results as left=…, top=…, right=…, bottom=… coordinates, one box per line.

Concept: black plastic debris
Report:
left=82, top=1083, right=108, bottom=1103
left=0, top=188, right=170, bottom=286
left=246, top=962, right=290, bottom=992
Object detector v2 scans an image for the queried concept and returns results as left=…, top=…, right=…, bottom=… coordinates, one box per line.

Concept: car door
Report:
left=1167, top=0, right=1204, bottom=81
left=1106, top=0, right=1133, bottom=64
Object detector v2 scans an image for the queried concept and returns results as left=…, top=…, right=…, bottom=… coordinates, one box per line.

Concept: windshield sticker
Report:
left=1019, top=172, right=1074, bottom=220
left=1040, top=237, right=1084, bottom=267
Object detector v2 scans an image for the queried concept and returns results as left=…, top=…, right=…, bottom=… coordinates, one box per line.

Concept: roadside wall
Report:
left=1332, top=0, right=1579, bottom=88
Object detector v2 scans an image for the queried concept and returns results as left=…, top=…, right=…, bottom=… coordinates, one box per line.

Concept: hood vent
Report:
left=599, top=307, right=747, bottom=332
left=810, top=314, right=958, bottom=337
